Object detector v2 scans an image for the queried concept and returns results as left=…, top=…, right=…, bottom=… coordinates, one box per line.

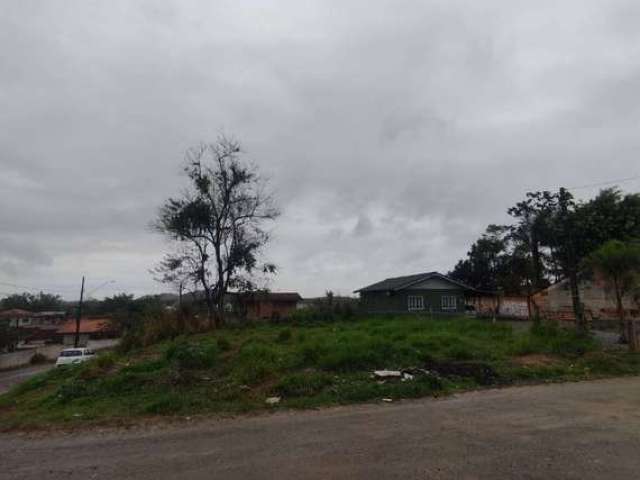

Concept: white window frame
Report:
left=441, top=295, right=457, bottom=311
left=408, top=295, right=425, bottom=311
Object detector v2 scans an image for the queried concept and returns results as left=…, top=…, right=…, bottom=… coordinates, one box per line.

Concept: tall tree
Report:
left=586, top=240, right=640, bottom=351
left=154, top=137, right=279, bottom=327
left=451, top=225, right=509, bottom=292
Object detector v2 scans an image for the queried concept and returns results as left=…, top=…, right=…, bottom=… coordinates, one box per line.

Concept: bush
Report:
left=277, top=329, right=292, bottom=343
left=217, top=336, right=231, bottom=352
left=29, top=352, right=47, bottom=365
left=53, top=379, right=94, bottom=402
left=165, top=340, right=217, bottom=370
left=95, top=352, right=117, bottom=370
left=117, top=329, right=143, bottom=354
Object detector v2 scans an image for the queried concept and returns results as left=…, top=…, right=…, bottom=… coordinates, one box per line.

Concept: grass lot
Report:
left=1, top=316, right=640, bottom=430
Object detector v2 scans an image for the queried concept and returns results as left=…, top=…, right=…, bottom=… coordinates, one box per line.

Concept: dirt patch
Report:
left=424, top=361, right=500, bottom=386
left=513, top=354, right=559, bottom=367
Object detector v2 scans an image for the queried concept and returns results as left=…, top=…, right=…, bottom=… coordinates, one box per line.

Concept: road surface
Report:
left=0, top=364, right=53, bottom=395
left=1, top=377, right=640, bottom=479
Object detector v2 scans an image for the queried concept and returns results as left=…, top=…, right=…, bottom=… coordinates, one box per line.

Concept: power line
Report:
left=565, top=174, right=640, bottom=191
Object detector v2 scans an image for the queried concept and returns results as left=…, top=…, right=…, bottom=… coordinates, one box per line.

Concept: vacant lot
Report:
left=1, top=316, right=639, bottom=429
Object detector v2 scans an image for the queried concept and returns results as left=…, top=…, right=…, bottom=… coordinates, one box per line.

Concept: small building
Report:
left=0, top=309, right=69, bottom=343
left=57, top=318, right=116, bottom=346
left=355, top=272, right=473, bottom=315
left=235, top=292, right=302, bottom=321
left=0, top=309, right=32, bottom=327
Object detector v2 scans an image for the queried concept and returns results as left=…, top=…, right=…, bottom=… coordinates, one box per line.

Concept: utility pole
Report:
left=74, top=276, right=85, bottom=348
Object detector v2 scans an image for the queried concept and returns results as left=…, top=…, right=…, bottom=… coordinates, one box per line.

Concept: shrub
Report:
left=95, top=352, right=117, bottom=370
left=217, top=336, right=231, bottom=352
left=117, top=329, right=143, bottom=354
left=29, top=352, right=47, bottom=365
left=54, top=379, right=94, bottom=402
left=142, top=311, right=183, bottom=346
left=277, top=329, right=292, bottom=343
left=165, top=340, right=217, bottom=370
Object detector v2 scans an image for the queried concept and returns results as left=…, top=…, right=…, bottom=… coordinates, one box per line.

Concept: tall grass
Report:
left=1, top=315, right=634, bottom=429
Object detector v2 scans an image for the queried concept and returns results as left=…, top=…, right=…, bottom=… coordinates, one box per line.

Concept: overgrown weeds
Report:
left=2, top=316, right=638, bottom=429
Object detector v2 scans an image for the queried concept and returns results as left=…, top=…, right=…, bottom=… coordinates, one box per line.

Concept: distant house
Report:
left=57, top=318, right=117, bottom=346
left=532, top=273, right=640, bottom=328
left=234, top=292, right=302, bottom=321
left=0, top=309, right=32, bottom=327
left=355, top=272, right=474, bottom=315
left=0, top=309, right=68, bottom=343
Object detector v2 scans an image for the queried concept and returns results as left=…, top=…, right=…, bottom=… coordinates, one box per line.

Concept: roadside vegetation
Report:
left=2, top=315, right=640, bottom=430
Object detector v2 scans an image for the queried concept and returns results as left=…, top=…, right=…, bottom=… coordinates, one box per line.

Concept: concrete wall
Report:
left=532, top=273, right=640, bottom=326
left=470, top=296, right=529, bottom=319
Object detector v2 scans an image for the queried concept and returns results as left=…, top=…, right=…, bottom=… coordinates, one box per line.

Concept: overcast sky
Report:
left=2, top=0, right=640, bottom=300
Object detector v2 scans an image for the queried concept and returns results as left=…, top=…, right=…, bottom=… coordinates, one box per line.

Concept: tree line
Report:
left=449, top=187, right=640, bottom=335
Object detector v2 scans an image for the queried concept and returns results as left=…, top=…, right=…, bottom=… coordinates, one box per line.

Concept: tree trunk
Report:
left=530, top=230, right=544, bottom=291
left=204, top=290, right=215, bottom=330
left=568, top=267, right=585, bottom=334
left=614, top=279, right=627, bottom=344
left=215, top=295, right=225, bottom=328
left=616, top=288, right=637, bottom=351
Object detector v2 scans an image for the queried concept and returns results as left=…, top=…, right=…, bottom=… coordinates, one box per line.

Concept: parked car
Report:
left=55, top=348, right=95, bottom=367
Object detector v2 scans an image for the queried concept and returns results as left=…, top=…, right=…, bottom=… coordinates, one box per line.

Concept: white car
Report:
left=55, top=348, right=95, bottom=367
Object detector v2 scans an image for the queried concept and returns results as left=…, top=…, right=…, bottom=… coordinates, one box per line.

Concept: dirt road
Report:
left=2, top=377, right=640, bottom=479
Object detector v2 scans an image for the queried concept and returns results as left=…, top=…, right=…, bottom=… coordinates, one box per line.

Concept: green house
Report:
left=355, top=272, right=474, bottom=315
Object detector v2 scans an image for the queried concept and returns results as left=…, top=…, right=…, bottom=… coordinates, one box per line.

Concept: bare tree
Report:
left=154, top=137, right=279, bottom=328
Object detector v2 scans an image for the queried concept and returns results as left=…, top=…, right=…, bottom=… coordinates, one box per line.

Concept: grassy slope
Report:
left=1, top=316, right=640, bottom=430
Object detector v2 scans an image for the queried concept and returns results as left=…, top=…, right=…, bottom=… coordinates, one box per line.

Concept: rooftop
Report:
left=355, top=272, right=475, bottom=293
left=57, top=318, right=114, bottom=335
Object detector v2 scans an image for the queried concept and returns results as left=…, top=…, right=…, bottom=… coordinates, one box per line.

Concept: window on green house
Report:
left=408, top=295, right=425, bottom=311
left=441, top=295, right=457, bottom=310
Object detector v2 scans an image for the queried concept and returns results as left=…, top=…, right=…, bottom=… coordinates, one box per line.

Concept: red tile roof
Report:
left=57, top=318, right=113, bottom=334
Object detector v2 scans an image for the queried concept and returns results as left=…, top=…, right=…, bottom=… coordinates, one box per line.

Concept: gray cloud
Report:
left=1, top=0, right=640, bottom=299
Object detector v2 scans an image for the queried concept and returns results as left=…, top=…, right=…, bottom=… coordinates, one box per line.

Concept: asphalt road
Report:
left=2, top=376, right=640, bottom=479
left=0, top=364, right=53, bottom=395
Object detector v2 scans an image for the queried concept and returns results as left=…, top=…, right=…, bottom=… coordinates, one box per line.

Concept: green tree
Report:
left=0, top=292, right=65, bottom=311
left=586, top=240, right=640, bottom=351
left=154, top=137, right=279, bottom=327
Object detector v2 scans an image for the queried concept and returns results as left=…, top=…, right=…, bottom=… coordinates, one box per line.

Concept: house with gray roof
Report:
left=354, top=272, right=475, bottom=315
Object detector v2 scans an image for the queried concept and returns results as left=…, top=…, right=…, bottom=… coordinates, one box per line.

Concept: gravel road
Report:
left=2, top=376, right=640, bottom=479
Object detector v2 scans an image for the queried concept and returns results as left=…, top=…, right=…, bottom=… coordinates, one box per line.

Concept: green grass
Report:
left=1, top=316, right=639, bottom=430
